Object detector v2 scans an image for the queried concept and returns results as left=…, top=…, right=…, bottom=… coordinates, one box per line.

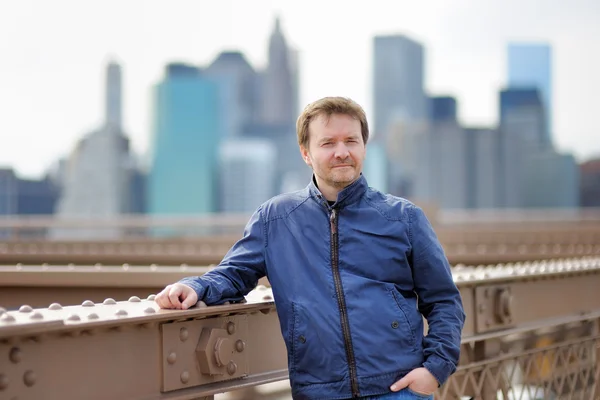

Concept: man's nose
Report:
left=334, top=143, right=350, bottom=159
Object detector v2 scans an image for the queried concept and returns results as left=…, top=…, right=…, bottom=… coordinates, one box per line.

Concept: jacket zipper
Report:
left=329, top=208, right=360, bottom=397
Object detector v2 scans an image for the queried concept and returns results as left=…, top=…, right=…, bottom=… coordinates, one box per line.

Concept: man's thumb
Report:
left=181, top=293, right=198, bottom=309
left=390, top=374, right=412, bottom=392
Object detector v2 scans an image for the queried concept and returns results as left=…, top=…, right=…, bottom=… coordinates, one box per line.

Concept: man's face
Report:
left=301, top=113, right=366, bottom=190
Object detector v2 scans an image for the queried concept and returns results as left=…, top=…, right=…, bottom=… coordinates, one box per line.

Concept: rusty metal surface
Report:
left=441, top=321, right=600, bottom=400
left=0, top=231, right=598, bottom=267
left=0, top=288, right=287, bottom=400
left=2, top=257, right=600, bottom=399
left=0, top=264, right=271, bottom=309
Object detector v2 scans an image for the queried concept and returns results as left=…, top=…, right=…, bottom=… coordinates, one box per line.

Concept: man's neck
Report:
left=314, top=177, right=343, bottom=202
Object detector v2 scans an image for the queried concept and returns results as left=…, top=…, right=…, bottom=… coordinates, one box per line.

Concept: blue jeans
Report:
left=359, top=387, right=434, bottom=399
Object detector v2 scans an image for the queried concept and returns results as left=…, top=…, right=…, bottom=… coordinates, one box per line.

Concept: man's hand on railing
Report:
left=155, top=283, right=198, bottom=310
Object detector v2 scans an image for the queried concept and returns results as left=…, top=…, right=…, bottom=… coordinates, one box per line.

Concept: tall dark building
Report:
left=580, top=158, right=600, bottom=207
left=429, top=96, right=457, bottom=124
left=261, top=17, right=298, bottom=126
left=500, top=88, right=547, bottom=148
left=0, top=168, right=59, bottom=215
left=205, top=51, right=261, bottom=137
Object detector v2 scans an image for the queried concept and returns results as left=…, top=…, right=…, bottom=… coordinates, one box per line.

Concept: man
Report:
left=156, top=97, right=465, bottom=400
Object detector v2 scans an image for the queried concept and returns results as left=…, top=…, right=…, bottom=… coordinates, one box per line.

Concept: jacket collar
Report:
left=308, top=173, right=368, bottom=208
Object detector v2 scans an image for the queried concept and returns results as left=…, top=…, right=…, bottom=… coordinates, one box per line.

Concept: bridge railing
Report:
left=1, top=256, right=600, bottom=399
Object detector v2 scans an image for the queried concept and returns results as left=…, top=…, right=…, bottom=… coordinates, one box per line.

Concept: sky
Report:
left=1, top=0, right=599, bottom=179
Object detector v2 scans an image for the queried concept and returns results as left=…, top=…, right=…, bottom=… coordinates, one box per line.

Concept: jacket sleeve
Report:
left=178, top=206, right=267, bottom=305
left=408, top=205, right=465, bottom=386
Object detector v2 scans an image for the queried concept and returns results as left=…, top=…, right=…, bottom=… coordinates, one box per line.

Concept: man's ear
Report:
left=300, top=146, right=311, bottom=166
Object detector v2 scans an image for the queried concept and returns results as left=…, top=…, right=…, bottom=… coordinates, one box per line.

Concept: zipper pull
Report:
left=329, top=209, right=337, bottom=234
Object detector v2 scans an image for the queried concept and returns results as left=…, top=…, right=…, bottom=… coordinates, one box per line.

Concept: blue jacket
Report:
left=181, top=175, right=465, bottom=399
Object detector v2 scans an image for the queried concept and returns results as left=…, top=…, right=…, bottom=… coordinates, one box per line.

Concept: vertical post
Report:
left=473, top=339, right=503, bottom=400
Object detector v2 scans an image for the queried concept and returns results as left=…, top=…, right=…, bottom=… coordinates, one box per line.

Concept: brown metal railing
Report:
left=2, top=256, right=600, bottom=399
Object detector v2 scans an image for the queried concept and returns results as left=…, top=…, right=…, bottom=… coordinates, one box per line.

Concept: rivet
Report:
left=1, top=314, right=15, bottom=323
left=67, top=314, right=81, bottom=322
left=82, top=300, right=95, bottom=307
left=227, top=322, right=236, bottom=335
left=49, top=303, right=62, bottom=310
left=147, top=294, right=157, bottom=301
left=30, top=312, right=43, bottom=320
left=103, top=298, right=117, bottom=305
left=391, top=321, right=399, bottom=329
left=227, top=361, right=237, bottom=375
left=23, top=370, right=36, bottom=387
left=115, top=310, right=128, bottom=317
left=0, top=374, right=8, bottom=390
left=88, top=313, right=99, bottom=320
left=180, top=371, right=189, bottom=384
left=19, top=305, right=33, bottom=313
left=143, top=307, right=156, bottom=314
left=299, top=335, right=306, bottom=343
left=167, top=352, right=177, bottom=364
left=128, top=296, right=141, bottom=303
left=9, top=347, right=21, bottom=363
left=235, top=340, right=245, bottom=352
left=180, top=327, right=189, bottom=342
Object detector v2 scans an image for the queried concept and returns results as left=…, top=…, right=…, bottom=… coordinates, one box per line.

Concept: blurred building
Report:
left=373, top=35, right=427, bottom=139
left=219, top=139, right=277, bottom=213
left=261, top=17, right=299, bottom=126
left=0, top=169, right=18, bottom=215
left=580, top=158, right=600, bottom=207
left=429, top=96, right=457, bottom=124
left=498, top=88, right=546, bottom=208
left=465, top=128, right=502, bottom=209
left=507, top=42, right=552, bottom=142
left=413, top=96, right=468, bottom=209
left=52, top=61, right=135, bottom=239
left=362, top=142, right=388, bottom=193
left=372, top=34, right=428, bottom=197
left=0, top=168, right=59, bottom=215
left=498, top=87, right=578, bottom=208
left=521, top=150, right=579, bottom=208
left=204, top=51, right=260, bottom=138
left=148, top=63, right=223, bottom=216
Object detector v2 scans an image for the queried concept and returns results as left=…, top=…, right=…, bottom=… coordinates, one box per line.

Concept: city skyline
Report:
left=1, top=0, right=599, bottom=178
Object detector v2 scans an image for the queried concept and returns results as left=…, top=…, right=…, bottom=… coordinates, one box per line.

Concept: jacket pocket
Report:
left=286, top=301, right=344, bottom=384
left=387, top=287, right=417, bottom=347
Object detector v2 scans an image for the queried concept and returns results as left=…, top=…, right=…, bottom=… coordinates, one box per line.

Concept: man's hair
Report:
left=296, top=97, right=369, bottom=149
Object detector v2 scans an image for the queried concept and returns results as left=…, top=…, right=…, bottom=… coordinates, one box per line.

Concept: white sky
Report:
left=1, top=0, right=599, bottom=179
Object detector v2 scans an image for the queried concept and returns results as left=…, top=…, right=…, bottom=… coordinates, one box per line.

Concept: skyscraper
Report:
left=219, top=139, right=277, bottom=213
left=372, top=35, right=428, bottom=197
left=507, top=43, right=552, bottom=142
left=148, top=63, right=223, bottom=216
left=261, top=17, right=298, bottom=126
left=204, top=51, right=260, bottom=137
left=52, top=60, right=134, bottom=239
left=500, top=88, right=547, bottom=148
left=373, top=35, right=427, bottom=140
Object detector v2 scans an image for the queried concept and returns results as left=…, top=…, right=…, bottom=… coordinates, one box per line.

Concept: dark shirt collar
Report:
left=308, top=173, right=368, bottom=208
